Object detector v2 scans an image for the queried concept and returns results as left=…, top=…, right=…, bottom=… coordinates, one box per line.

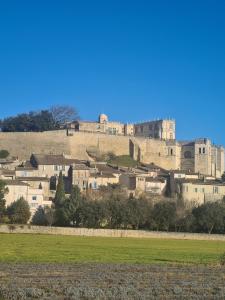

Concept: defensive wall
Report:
left=0, top=130, right=179, bottom=169
left=0, top=224, right=225, bottom=241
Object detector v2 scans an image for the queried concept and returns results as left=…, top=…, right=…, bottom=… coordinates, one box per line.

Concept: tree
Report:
left=0, top=180, right=8, bottom=223
left=54, top=172, right=66, bottom=209
left=222, top=172, right=225, bottom=182
left=0, top=150, right=10, bottom=159
left=53, top=172, right=67, bottom=226
left=7, top=197, right=31, bottom=224
left=151, top=201, right=177, bottom=231
left=63, top=185, right=85, bottom=226
left=44, top=206, right=55, bottom=226
left=0, top=110, right=56, bottom=132
left=50, top=105, right=79, bottom=126
left=31, top=206, right=47, bottom=225
left=192, top=201, right=225, bottom=234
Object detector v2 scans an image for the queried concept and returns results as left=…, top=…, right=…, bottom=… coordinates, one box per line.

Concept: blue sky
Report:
left=0, top=0, right=225, bottom=144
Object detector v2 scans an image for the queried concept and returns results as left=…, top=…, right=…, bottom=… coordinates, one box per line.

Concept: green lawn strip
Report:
left=0, top=234, right=224, bottom=264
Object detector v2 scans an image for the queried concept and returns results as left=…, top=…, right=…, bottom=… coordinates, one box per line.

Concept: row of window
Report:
left=185, top=186, right=219, bottom=194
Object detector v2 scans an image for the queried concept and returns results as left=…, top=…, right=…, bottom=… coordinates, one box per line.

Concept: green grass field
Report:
left=0, top=234, right=225, bottom=264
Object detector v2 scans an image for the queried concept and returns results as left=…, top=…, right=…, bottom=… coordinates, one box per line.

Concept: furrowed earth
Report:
left=0, top=234, right=225, bottom=299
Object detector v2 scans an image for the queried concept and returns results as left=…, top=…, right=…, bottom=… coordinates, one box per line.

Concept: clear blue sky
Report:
left=0, top=0, right=225, bottom=144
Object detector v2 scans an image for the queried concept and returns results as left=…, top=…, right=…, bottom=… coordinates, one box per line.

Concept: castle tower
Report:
left=99, top=114, right=108, bottom=124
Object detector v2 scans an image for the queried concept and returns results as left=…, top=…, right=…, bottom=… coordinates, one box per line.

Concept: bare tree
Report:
left=50, top=105, right=79, bottom=126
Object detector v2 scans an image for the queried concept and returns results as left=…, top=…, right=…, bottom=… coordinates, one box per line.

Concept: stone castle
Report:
left=0, top=113, right=224, bottom=178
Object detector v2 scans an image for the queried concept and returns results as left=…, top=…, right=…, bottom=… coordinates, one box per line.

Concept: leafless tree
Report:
left=50, top=105, right=79, bottom=125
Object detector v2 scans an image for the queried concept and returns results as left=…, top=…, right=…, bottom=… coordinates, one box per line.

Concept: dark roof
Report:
left=17, top=177, right=50, bottom=182
left=0, top=169, right=15, bottom=175
left=171, top=170, right=199, bottom=175
left=16, top=161, right=37, bottom=171
left=181, top=179, right=225, bottom=186
left=31, top=154, right=81, bottom=166
left=3, top=180, right=29, bottom=186
left=72, top=164, right=90, bottom=170
left=145, top=177, right=166, bottom=183
left=96, top=164, right=120, bottom=174
left=90, top=173, right=116, bottom=178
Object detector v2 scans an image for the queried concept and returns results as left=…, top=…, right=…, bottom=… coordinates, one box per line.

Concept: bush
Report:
left=7, top=197, right=31, bottom=224
left=0, top=150, right=9, bottom=159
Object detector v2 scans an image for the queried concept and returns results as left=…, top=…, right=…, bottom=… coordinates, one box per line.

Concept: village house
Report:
left=181, top=179, right=225, bottom=205
left=119, top=173, right=167, bottom=196
left=3, top=180, right=52, bottom=216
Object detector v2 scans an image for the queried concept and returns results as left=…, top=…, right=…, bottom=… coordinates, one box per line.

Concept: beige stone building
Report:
left=3, top=180, right=52, bottom=216
left=134, top=119, right=175, bottom=140
left=68, top=114, right=175, bottom=140
left=119, top=173, right=167, bottom=196
left=181, top=179, right=225, bottom=205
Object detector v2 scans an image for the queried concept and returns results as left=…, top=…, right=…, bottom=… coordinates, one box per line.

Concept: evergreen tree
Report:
left=54, top=171, right=66, bottom=209
left=54, top=171, right=67, bottom=226
left=7, top=197, right=31, bottom=224
left=65, top=185, right=84, bottom=226
left=0, top=180, right=8, bottom=223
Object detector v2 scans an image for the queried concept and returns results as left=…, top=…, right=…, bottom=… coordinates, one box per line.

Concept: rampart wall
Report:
left=0, top=130, right=177, bottom=168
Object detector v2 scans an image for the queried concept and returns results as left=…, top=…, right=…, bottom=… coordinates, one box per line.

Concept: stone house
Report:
left=181, top=179, right=225, bottom=205
left=3, top=180, right=52, bottom=217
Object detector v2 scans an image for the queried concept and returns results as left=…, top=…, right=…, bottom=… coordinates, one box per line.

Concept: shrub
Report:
left=0, top=150, right=9, bottom=159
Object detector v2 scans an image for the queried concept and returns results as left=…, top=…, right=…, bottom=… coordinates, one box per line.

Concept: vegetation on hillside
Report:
left=0, top=105, right=78, bottom=132
left=107, top=154, right=138, bottom=167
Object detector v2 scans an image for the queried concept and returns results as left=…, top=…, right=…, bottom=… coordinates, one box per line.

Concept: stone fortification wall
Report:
left=0, top=131, right=70, bottom=160
left=0, top=130, right=178, bottom=168
left=0, top=224, right=225, bottom=241
left=68, top=131, right=130, bottom=157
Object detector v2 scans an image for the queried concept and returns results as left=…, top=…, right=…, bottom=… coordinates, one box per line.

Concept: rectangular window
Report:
left=203, top=148, right=205, bottom=154
left=199, top=148, right=201, bottom=154
left=32, top=196, right=37, bottom=201
left=54, top=165, right=58, bottom=171
left=213, top=187, right=219, bottom=194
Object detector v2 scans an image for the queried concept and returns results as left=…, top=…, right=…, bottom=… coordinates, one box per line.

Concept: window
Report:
left=199, top=148, right=201, bottom=154
left=170, top=149, right=173, bottom=155
left=213, top=187, right=219, bottom=194
left=184, top=151, right=192, bottom=159
left=203, top=148, right=205, bottom=154
left=32, top=196, right=37, bottom=201
left=54, top=165, right=58, bottom=171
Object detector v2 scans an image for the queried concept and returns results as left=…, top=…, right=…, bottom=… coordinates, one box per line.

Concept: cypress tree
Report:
left=54, top=171, right=65, bottom=209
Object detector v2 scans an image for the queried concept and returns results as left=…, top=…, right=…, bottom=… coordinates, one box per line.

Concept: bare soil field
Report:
left=0, top=263, right=224, bottom=299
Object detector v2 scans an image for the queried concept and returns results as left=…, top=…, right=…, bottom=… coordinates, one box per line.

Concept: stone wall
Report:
left=0, top=131, right=70, bottom=160
left=0, top=224, right=225, bottom=241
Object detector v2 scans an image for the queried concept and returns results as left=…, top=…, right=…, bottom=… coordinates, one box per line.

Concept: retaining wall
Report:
left=0, top=224, right=225, bottom=241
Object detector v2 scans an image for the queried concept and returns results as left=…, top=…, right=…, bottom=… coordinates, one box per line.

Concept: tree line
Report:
left=0, top=105, right=78, bottom=132
left=34, top=173, right=225, bottom=234
left=1, top=175, right=225, bottom=234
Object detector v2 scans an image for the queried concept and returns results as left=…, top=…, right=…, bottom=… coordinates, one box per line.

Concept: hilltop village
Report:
left=0, top=113, right=225, bottom=219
